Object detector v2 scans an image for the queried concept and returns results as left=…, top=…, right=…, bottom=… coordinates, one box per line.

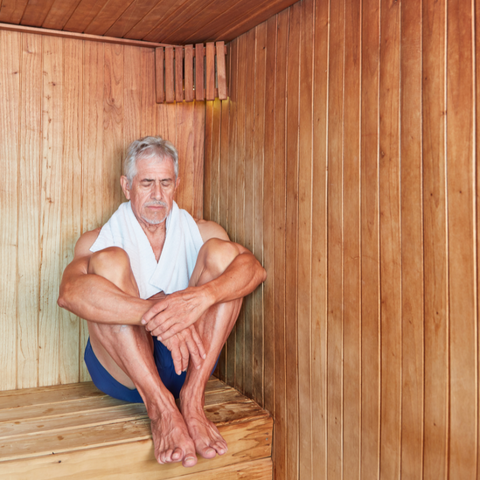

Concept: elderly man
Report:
left=58, top=136, right=266, bottom=468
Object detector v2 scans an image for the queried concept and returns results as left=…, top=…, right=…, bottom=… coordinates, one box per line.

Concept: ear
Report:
left=120, top=176, right=131, bottom=200
left=174, top=176, right=180, bottom=194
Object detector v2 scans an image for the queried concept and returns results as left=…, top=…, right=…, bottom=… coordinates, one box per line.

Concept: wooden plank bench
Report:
left=0, top=377, right=273, bottom=479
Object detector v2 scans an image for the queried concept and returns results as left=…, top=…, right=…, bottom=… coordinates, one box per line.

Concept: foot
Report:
left=180, top=401, right=228, bottom=459
left=150, top=407, right=198, bottom=467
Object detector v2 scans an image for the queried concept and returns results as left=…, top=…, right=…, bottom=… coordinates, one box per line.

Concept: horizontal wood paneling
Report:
left=0, top=0, right=299, bottom=44
left=0, top=31, right=205, bottom=390
left=204, top=0, right=480, bottom=478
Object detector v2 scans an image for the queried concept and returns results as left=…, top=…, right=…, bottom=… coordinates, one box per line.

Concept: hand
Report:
left=161, top=325, right=206, bottom=375
left=142, top=287, right=213, bottom=341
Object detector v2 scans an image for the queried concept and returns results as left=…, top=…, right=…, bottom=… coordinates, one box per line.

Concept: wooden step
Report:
left=0, top=377, right=273, bottom=479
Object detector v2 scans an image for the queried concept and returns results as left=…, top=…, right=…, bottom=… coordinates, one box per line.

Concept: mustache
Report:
left=144, top=200, right=168, bottom=208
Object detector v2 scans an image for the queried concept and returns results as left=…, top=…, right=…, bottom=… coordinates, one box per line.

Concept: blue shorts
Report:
left=84, top=337, right=187, bottom=401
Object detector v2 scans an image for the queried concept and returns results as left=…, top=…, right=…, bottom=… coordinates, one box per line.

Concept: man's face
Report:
left=120, top=156, right=180, bottom=227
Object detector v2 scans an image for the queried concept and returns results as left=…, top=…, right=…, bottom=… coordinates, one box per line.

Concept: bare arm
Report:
left=58, top=230, right=206, bottom=372
left=57, top=230, right=154, bottom=324
left=141, top=221, right=266, bottom=340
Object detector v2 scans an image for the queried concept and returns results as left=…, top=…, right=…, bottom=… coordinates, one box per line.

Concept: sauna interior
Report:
left=0, top=0, right=479, bottom=478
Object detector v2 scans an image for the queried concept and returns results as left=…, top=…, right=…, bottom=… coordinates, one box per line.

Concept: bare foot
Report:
left=180, top=401, right=228, bottom=459
left=150, top=407, right=198, bottom=468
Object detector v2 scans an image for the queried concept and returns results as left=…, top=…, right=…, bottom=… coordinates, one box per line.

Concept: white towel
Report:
left=90, top=201, right=204, bottom=299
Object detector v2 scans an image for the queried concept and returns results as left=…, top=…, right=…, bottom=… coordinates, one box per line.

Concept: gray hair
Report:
left=124, top=136, right=179, bottom=185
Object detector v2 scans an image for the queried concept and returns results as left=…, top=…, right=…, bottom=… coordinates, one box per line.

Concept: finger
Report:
left=153, top=317, right=179, bottom=337
left=190, top=326, right=207, bottom=359
left=169, top=340, right=183, bottom=375
left=179, top=337, right=190, bottom=372
left=183, top=333, right=203, bottom=370
left=141, top=300, right=168, bottom=324
left=157, top=322, right=186, bottom=341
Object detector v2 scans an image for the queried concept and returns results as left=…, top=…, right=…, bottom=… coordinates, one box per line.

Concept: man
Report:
left=58, top=136, right=266, bottom=468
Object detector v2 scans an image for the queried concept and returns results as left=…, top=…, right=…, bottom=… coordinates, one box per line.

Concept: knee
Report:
left=88, top=247, right=131, bottom=278
left=201, top=239, right=241, bottom=278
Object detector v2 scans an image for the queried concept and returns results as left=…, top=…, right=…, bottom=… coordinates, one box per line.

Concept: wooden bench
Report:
left=0, top=377, right=273, bottom=479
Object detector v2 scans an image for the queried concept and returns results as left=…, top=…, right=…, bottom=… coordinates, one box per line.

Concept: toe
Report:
left=183, top=455, right=197, bottom=467
left=200, top=446, right=216, bottom=459
left=171, top=447, right=183, bottom=461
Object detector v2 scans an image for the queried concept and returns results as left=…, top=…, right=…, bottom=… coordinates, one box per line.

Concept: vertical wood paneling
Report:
left=262, top=15, right=277, bottom=417
left=400, top=0, right=424, bottom=477
left=81, top=40, right=105, bottom=382
left=327, top=0, right=344, bottom=476
left=311, top=0, right=329, bottom=476
left=226, top=38, right=237, bottom=388
left=342, top=0, right=361, bottom=477
left=243, top=28, right=256, bottom=399
left=361, top=0, right=381, bottom=478
left=1, top=33, right=205, bottom=392
left=39, top=35, right=63, bottom=387
left=0, top=31, right=20, bottom=391
left=252, top=21, right=267, bottom=407
left=17, top=33, right=42, bottom=389
left=297, top=1, right=313, bottom=478
left=273, top=10, right=288, bottom=480
left=379, top=0, right=402, bottom=477
left=192, top=101, right=205, bottom=219
left=60, top=38, right=83, bottom=385
left=422, top=0, right=448, bottom=477
left=285, top=4, right=300, bottom=478
left=103, top=43, right=124, bottom=223
left=201, top=1, right=480, bottom=480
left=234, top=32, right=247, bottom=394
left=447, top=1, right=477, bottom=477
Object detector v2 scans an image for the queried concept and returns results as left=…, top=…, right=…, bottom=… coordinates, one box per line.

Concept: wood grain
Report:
left=379, top=0, right=402, bottom=477
left=216, top=41, right=227, bottom=100
left=242, top=28, right=255, bottom=400
left=284, top=5, right=300, bottom=479
left=361, top=0, right=381, bottom=476
left=184, top=45, right=194, bottom=102
left=327, top=0, right=344, bottom=476
left=164, top=46, right=174, bottom=103
left=252, top=22, right=266, bottom=407
left=297, top=1, right=313, bottom=478
left=155, top=47, right=164, bottom=103
left=400, top=0, right=424, bottom=477
left=262, top=16, right=276, bottom=417
left=0, top=380, right=272, bottom=479
left=60, top=38, right=83, bottom=385
left=174, top=46, right=183, bottom=102
left=195, top=43, right=205, bottom=101
left=38, top=35, right=63, bottom=387
left=447, top=1, right=477, bottom=477
left=311, top=0, right=329, bottom=476
left=422, top=0, right=448, bottom=477
left=0, top=30, right=20, bottom=391
left=342, top=0, right=361, bottom=477
left=273, top=10, right=288, bottom=480
left=17, top=33, right=42, bottom=389
left=206, top=42, right=215, bottom=101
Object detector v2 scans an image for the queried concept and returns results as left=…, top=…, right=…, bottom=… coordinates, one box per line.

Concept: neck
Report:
left=137, top=216, right=168, bottom=262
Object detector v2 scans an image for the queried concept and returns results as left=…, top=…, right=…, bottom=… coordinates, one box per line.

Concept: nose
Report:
left=151, top=182, right=163, bottom=200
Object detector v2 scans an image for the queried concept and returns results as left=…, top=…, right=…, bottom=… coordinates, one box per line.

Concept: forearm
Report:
left=199, top=252, right=266, bottom=307
left=58, top=273, right=153, bottom=325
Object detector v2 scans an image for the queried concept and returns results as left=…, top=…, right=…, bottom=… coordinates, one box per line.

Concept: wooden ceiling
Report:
left=0, top=0, right=298, bottom=44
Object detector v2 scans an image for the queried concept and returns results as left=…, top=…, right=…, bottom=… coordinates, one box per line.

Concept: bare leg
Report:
left=86, top=247, right=197, bottom=467
left=179, top=239, right=244, bottom=459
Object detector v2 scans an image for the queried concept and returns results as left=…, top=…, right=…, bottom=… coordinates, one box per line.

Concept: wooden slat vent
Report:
left=155, top=42, right=228, bottom=103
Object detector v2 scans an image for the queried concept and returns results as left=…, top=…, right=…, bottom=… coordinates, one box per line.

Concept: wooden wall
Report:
left=204, top=0, right=480, bottom=478
left=0, top=30, right=205, bottom=391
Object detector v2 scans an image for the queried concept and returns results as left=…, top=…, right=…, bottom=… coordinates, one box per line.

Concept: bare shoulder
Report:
left=74, top=228, right=101, bottom=258
left=195, top=219, right=230, bottom=242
